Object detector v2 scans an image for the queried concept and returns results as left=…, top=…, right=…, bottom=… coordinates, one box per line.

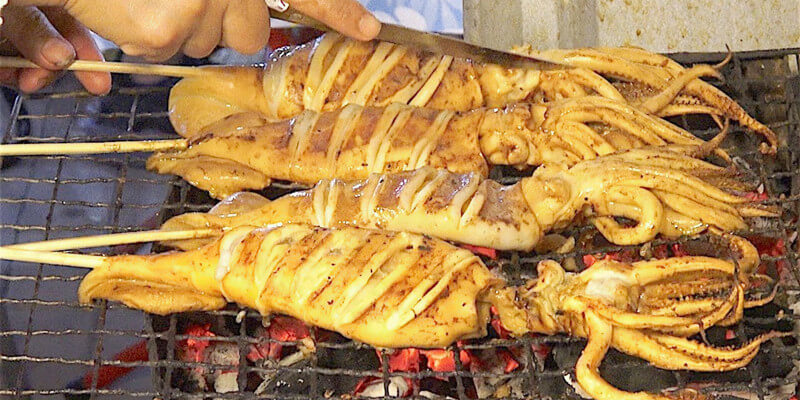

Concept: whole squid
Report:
left=168, top=33, right=777, bottom=152
left=77, top=223, right=782, bottom=400
left=162, top=147, right=775, bottom=252
left=149, top=98, right=726, bottom=199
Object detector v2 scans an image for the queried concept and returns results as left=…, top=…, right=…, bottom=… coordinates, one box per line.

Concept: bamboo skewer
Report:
left=5, top=228, right=220, bottom=252
left=0, top=139, right=188, bottom=156
left=0, top=228, right=223, bottom=269
left=0, top=57, right=210, bottom=78
left=0, top=247, right=105, bottom=269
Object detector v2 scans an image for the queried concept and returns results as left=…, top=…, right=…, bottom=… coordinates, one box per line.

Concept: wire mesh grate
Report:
left=0, top=50, right=798, bottom=400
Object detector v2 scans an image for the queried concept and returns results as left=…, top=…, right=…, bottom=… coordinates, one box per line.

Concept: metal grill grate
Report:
left=1, top=50, right=799, bottom=400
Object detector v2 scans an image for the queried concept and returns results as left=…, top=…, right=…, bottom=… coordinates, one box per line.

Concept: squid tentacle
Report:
left=547, top=97, right=704, bottom=147
left=559, top=68, right=627, bottom=102
left=575, top=311, right=674, bottom=400
left=521, top=46, right=778, bottom=153
left=643, top=296, right=731, bottom=317
left=612, top=328, right=763, bottom=371
left=638, top=65, right=722, bottom=114
left=642, top=279, right=736, bottom=303
left=592, top=185, right=664, bottom=245
left=649, top=330, right=785, bottom=364
left=557, top=121, right=618, bottom=156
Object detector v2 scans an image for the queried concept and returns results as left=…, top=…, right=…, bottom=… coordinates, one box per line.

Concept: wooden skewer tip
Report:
left=0, top=247, right=105, bottom=269
left=0, top=139, right=188, bottom=156
left=0, top=57, right=211, bottom=78
left=5, top=228, right=220, bottom=252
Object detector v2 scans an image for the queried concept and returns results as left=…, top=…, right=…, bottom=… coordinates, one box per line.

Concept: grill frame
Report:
left=0, top=49, right=798, bottom=400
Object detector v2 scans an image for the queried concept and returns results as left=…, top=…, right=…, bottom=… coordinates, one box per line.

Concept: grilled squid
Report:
left=168, top=33, right=777, bottom=152
left=161, top=148, right=775, bottom=253
left=149, top=99, right=717, bottom=199
left=518, top=45, right=779, bottom=154
left=77, top=224, right=782, bottom=400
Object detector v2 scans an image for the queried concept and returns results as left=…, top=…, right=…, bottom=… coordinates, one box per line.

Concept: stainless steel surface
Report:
left=269, top=8, right=562, bottom=70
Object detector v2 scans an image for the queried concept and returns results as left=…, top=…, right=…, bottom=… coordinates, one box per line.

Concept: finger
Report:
left=17, top=67, right=60, bottom=93
left=181, top=0, right=226, bottom=58
left=0, top=68, right=21, bottom=89
left=1, top=5, right=75, bottom=69
left=118, top=44, right=178, bottom=63
left=43, top=7, right=111, bottom=95
left=62, top=0, right=205, bottom=62
left=289, top=0, right=381, bottom=41
left=220, top=0, right=269, bottom=55
left=121, top=43, right=182, bottom=63
left=4, top=0, right=67, bottom=6
left=0, top=42, right=21, bottom=89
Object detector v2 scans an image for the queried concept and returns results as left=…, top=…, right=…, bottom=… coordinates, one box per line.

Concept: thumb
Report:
left=288, top=0, right=381, bottom=41
left=1, top=5, right=75, bottom=69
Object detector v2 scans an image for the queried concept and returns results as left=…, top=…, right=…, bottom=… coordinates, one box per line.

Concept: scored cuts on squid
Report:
left=2, top=33, right=791, bottom=400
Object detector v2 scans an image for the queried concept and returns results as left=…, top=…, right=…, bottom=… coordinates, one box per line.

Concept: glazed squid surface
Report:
left=168, top=33, right=777, bottom=152
left=161, top=147, right=775, bottom=252
left=148, top=99, right=715, bottom=199
left=77, top=223, right=782, bottom=400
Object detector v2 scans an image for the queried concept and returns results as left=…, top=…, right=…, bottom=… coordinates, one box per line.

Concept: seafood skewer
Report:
left=1, top=98, right=724, bottom=199
left=0, top=35, right=778, bottom=152
left=155, top=99, right=726, bottom=198
left=160, top=147, right=775, bottom=252
left=0, top=224, right=782, bottom=400
left=165, top=34, right=777, bottom=152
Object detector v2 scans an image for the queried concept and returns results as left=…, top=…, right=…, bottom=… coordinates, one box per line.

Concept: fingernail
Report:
left=42, top=39, right=75, bottom=68
left=358, top=15, right=381, bottom=39
left=32, top=76, right=49, bottom=90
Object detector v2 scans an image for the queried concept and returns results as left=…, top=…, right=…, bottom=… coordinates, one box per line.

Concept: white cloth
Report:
left=270, top=0, right=465, bottom=34
left=363, top=0, right=463, bottom=34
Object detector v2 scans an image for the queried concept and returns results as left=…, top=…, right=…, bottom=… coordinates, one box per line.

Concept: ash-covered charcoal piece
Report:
left=169, top=314, right=320, bottom=395
left=64, top=223, right=789, bottom=400
left=167, top=34, right=777, bottom=153
left=172, top=321, right=238, bottom=393
left=247, top=315, right=318, bottom=395
left=161, top=147, right=776, bottom=251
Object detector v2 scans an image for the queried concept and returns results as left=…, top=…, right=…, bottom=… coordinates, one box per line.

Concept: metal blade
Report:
left=269, top=9, right=562, bottom=70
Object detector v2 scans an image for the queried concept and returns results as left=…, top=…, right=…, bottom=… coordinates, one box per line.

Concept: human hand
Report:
left=11, top=0, right=381, bottom=62
left=284, top=0, right=381, bottom=42
left=0, top=5, right=111, bottom=94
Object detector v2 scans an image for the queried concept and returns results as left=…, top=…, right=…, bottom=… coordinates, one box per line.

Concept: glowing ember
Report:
left=384, top=348, right=421, bottom=373
left=420, top=346, right=475, bottom=372
left=490, top=306, right=511, bottom=339
left=669, top=243, right=689, bottom=257
left=181, top=323, right=216, bottom=363
left=744, top=191, right=769, bottom=201
left=461, top=244, right=498, bottom=259
left=747, top=235, right=788, bottom=276
left=248, top=316, right=310, bottom=361
left=582, top=249, right=636, bottom=268
left=491, top=306, right=549, bottom=365
left=497, top=349, right=520, bottom=373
